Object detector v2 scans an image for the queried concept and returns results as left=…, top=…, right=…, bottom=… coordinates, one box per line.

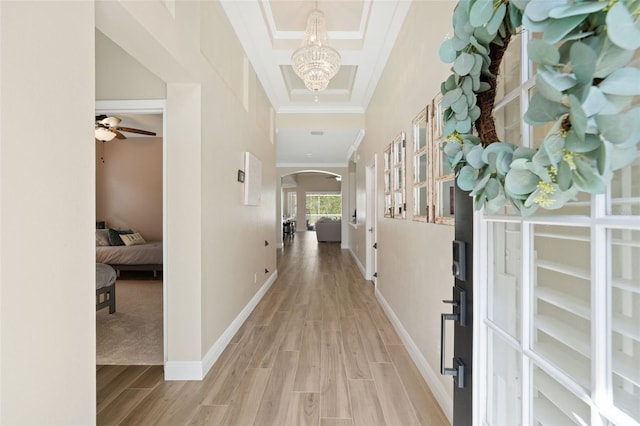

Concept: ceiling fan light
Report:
left=95, top=126, right=117, bottom=142
left=100, top=116, right=121, bottom=127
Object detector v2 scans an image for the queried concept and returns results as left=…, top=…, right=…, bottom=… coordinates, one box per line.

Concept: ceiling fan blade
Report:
left=116, top=126, right=157, bottom=136
left=95, top=114, right=108, bottom=122
left=113, top=129, right=127, bottom=139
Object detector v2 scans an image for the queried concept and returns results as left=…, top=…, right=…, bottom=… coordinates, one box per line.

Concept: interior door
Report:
left=441, top=185, right=473, bottom=425
left=366, top=156, right=378, bottom=283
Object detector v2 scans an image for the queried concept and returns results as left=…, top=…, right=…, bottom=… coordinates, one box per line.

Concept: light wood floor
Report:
left=97, top=232, right=449, bottom=425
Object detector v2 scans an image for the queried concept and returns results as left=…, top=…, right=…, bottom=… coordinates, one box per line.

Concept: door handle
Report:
left=440, top=313, right=465, bottom=388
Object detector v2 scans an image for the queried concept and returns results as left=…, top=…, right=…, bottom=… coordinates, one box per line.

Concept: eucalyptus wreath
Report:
left=439, top=0, right=640, bottom=215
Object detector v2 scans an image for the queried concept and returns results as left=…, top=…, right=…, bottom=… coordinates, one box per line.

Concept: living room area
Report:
left=281, top=171, right=344, bottom=244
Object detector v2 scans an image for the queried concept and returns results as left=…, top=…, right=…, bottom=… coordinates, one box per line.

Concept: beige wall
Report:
left=1, top=2, right=96, bottom=423
left=96, top=136, right=163, bottom=241
left=96, top=0, right=276, bottom=368
left=353, top=0, right=457, bottom=421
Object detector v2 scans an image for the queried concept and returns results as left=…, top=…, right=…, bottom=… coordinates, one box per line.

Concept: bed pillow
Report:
left=96, top=229, right=110, bottom=246
left=108, top=229, right=133, bottom=246
left=120, top=232, right=146, bottom=246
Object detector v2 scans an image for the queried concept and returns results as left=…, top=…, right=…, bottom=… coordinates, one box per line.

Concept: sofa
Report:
left=315, top=217, right=341, bottom=242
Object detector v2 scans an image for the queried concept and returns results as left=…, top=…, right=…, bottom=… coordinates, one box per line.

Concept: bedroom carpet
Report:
left=96, top=279, right=163, bottom=365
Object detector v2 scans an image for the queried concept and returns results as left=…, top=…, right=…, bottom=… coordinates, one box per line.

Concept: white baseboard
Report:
left=375, top=289, right=453, bottom=424
left=164, top=361, right=203, bottom=381
left=348, top=248, right=366, bottom=278
left=165, top=270, right=279, bottom=381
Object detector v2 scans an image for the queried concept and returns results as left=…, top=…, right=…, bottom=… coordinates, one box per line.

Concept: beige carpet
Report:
left=96, top=280, right=163, bottom=365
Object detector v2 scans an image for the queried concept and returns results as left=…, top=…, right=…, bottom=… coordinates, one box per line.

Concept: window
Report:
left=305, top=192, right=341, bottom=226
left=477, top=30, right=640, bottom=426
left=431, top=93, right=456, bottom=225
left=384, top=132, right=406, bottom=218
left=286, top=191, right=297, bottom=219
left=413, top=108, right=431, bottom=221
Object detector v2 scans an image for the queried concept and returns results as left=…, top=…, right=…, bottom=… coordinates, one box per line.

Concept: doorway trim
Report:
left=365, top=155, right=378, bottom=283
left=95, top=99, right=168, bottom=365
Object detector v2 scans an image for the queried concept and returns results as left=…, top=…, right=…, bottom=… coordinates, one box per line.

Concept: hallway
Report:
left=96, top=232, right=448, bottom=425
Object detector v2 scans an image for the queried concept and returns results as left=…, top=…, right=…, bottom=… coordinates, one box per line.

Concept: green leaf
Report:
left=596, top=108, right=640, bottom=146
left=441, top=88, right=463, bottom=108
left=505, top=168, right=540, bottom=195
left=487, top=3, right=507, bottom=35
left=549, top=1, right=607, bottom=18
left=594, top=37, right=635, bottom=79
left=443, top=117, right=457, bottom=138
left=556, top=160, right=572, bottom=191
left=454, top=52, right=475, bottom=76
left=526, top=161, right=552, bottom=182
left=451, top=150, right=464, bottom=168
left=543, top=133, right=565, bottom=166
left=452, top=95, right=469, bottom=114
left=525, top=0, right=567, bottom=22
left=536, top=72, right=564, bottom=102
left=496, top=151, right=513, bottom=175
left=508, top=2, right=523, bottom=30
left=451, top=35, right=471, bottom=51
left=565, top=131, right=601, bottom=153
left=469, top=105, right=481, bottom=122
left=443, top=141, right=462, bottom=157
left=457, top=165, right=478, bottom=190
left=608, top=143, right=639, bottom=170
left=569, top=94, right=587, bottom=141
left=524, top=93, right=569, bottom=126
left=478, top=81, right=491, bottom=92
left=528, top=39, right=560, bottom=66
left=572, top=156, right=606, bottom=193
left=538, top=70, right=577, bottom=92
left=606, top=2, right=640, bottom=50
left=439, top=39, right=457, bottom=63
left=513, top=146, right=537, bottom=160
left=482, top=142, right=514, bottom=164
left=469, top=0, right=494, bottom=28
left=456, top=117, right=472, bottom=133
left=581, top=87, right=608, bottom=117
left=522, top=13, right=550, bottom=32
left=599, top=67, right=640, bottom=96
left=466, top=145, right=485, bottom=169
left=543, top=14, right=587, bottom=44
left=570, top=42, right=596, bottom=85
left=444, top=74, right=458, bottom=92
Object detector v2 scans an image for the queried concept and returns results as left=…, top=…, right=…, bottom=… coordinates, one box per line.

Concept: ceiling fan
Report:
left=95, top=115, right=157, bottom=142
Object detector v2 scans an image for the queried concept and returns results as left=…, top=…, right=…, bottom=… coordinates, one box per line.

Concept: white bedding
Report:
left=96, top=241, right=163, bottom=266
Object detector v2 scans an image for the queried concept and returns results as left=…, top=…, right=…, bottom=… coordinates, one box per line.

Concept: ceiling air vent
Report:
left=310, top=131, right=324, bottom=136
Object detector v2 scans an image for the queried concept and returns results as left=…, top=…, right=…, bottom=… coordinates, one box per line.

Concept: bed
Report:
left=96, top=229, right=163, bottom=277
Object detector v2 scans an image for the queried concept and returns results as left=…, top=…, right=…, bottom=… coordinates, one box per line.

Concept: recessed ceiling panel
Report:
left=267, top=0, right=365, bottom=32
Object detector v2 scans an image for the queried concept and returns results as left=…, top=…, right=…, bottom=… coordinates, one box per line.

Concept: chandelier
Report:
left=291, top=8, right=341, bottom=92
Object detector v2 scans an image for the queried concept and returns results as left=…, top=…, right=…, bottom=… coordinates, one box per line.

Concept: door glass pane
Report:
left=415, top=153, right=428, bottom=183
left=394, top=167, right=403, bottom=190
left=532, top=367, right=590, bottom=425
left=610, top=155, right=640, bottom=216
left=437, top=141, right=453, bottom=176
left=496, top=31, right=522, bottom=98
left=394, top=190, right=404, bottom=216
left=486, top=330, right=521, bottom=425
left=610, top=228, right=640, bottom=421
left=415, top=117, right=427, bottom=151
left=494, top=97, right=521, bottom=147
left=532, top=225, right=591, bottom=389
left=438, top=179, right=455, bottom=218
left=414, top=186, right=428, bottom=218
left=488, top=222, right=521, bottom=340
